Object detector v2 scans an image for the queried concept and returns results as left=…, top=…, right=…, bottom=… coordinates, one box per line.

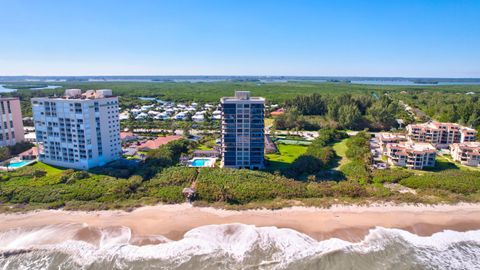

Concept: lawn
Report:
left=332, top=138, right=349, bottom=168
left=429, top=155, right=460, bottom=171
left=30, top=162, right=64, bottom=176
left=196, top=139, right=216, bottom=151
left=436, top=154, right=480, bottom=172
left=197, top=145, right=213, bottom=150
left=265, top=144, right=307, bottom=171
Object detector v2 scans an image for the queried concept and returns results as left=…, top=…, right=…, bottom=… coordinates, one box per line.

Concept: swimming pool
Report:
left=191, top=159, right=209, bottom=167
left=189, top=158, right=216, bottom=167
left=8, top=160, right=33, bottom=168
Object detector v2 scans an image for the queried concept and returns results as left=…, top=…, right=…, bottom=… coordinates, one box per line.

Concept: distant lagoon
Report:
left=349, top=80, right=480, bottom=86
left=0, top=84, right=61, bottom=93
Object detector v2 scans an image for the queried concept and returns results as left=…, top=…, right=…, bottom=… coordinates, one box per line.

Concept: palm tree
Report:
left=183, top=123, right=192, bottom=137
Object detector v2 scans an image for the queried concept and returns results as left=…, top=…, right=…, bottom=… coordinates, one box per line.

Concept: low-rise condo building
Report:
left=386, top=142, right=436, bottom=170
left=0, top=97, right=25, bottom=147
left=221, top=91, right=265, bottom=169
left=378, top=133, right=407, bottom=155
left=450, top=142, right=480, bottom=167
left=32, top=89, right=121, bottom=170
left=406, top=121, right=477, bottom=148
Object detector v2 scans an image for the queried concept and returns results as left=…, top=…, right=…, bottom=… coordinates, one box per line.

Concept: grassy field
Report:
left=197, top=144, right=213, bottom=150
left=265, top=144, right=307, bottom=171
left=435, top=154, right=480, bottom=172
left=332, top=138, right=349, bottom=168
left=30, top=162, right=63, bottom=176
left=195, top=138, right=217, bottom=151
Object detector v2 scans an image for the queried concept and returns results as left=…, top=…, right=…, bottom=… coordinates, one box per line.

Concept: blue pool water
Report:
left=8, top=160, right=31, bottom=168
left=191, top=159, right=209, bottom=167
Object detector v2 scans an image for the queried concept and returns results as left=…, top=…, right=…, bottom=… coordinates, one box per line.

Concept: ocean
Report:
left=0, top=223, right=479, bottom=270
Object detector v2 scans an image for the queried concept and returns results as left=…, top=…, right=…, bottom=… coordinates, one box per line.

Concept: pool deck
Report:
left=187, top=157, right=217, bottom=168
left=0, top=159, right=37, bottom=171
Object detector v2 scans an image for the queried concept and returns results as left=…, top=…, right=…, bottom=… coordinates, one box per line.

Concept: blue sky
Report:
left=1, top=0, right=479, bottom=77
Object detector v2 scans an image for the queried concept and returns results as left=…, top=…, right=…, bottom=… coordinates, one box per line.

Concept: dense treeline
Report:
left=5, top=81, right=480, bottom=118
left=277, top=94, right=413, bottom=131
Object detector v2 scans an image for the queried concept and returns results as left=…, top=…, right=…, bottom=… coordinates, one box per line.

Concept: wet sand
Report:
left=1, top=203, right=480, bottom=242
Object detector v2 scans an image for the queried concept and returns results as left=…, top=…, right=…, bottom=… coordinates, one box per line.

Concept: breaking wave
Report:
left=0, top=223, right=479, bottom=269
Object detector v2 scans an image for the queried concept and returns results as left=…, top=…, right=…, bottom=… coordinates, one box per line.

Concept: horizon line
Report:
left=1, top=75, right=480, bottom=80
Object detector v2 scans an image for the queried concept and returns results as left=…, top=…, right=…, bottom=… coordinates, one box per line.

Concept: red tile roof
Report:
left=19, top=146, right=38, bottom=157
left=270, top=108, right=285, bottom=116
left=137, top=135, right=182, bottom=150
left=120, top=131, right=137, bottom=140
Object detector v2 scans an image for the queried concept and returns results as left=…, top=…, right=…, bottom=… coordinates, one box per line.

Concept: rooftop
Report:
left=379, top=132, right=407, bottom=141
left=137, top=135, right=182, bottom=150
left=408, top=121, right=477, bottom=132
left=33, top=89, right=116, bottom=100
left=388, top=142, right=436, bottom=154
left=120, top=131, right=137, bottom=140
left=451, top=142, right=480, bottom=154
left=221, top=90, right=265, bottom=103
left=0, top=97, right=20, bottom=101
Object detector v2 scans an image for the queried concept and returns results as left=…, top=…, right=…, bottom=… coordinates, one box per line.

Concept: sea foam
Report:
left=0, top=223, right=479, bottom=269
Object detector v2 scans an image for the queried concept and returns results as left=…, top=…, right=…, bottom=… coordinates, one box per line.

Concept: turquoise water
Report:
left=191, top=159, right=209, bottom=167
left=0, top=84, right=60, bottom=92
left=8, top=160, right=31, bottom=168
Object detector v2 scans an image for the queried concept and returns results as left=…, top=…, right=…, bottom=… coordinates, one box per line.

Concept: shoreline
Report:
left=1, top=203, right=480, bottom=243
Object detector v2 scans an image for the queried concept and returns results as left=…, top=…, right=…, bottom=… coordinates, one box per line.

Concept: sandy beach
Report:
left=1, top=203, right=480, bottom=243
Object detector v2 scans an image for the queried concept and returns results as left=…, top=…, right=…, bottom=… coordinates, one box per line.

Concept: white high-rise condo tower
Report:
left=32, top=89, right=121, bottom=170
left=0, top=97, right=25, bottom=147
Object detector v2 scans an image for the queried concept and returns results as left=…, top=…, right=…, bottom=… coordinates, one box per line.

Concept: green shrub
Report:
left=146, top=167, right=197, bottom=188
left=340, top=160, right=370, bottom=184
left=400, top=170, right=480, bottom=195
left=141, top=139, right=192, bottom=179
left=332, top=181, right=368, bottom=197
left=345, top=131, right=371, bottom=162
left=288, top=128, right=345, bottom=177
left=372, top=169, right=413, bottom=184
left=152, top=186, right=185, bottom=203
left=305, top=181, right=336, bottom=197
left=196, top=168, right=305, bottom=204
